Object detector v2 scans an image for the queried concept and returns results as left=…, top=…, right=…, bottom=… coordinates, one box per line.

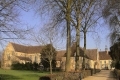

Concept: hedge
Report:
left=11, top=62, right=39, bottom=71
left=39, top=69, right=101, bottom=80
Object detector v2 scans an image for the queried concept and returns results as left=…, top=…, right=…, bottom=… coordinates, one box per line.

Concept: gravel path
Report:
left=83, top=70, right=116, bottom=80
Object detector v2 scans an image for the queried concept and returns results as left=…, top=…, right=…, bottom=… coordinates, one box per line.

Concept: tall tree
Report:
left=71, top=0, right=81, bottom=71
left=34, top=0, right=102, bottom=71
left=34, top=0, right=74, bottom=72
left=80, top=0, right=102, bottom=69
left=102, top=0, right=120, bottom=44
left=65, top=0, right=73, bottom=72
left=71, top=0, right=102, bottom=70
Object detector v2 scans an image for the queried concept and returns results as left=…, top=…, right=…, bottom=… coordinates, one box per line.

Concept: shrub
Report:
left=39, top=69, right=101, bottom=80
left=39, top=76, right=51, bottom=80
left=11, top=62, right=39, bottom=71
left=115, top=61, right=120, bottom=69
left=41, top=59, right=56, bottom=71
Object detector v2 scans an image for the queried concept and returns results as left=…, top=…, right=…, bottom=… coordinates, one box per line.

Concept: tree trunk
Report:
left=65, top=0, right=72, bottom=72
left=82, top=31, right=86, bottom=70
left=49, top=60, right=52, bottom=75
left=75, top=0, right=81, bottom=71
left=75, top=27, right=80, bottom=71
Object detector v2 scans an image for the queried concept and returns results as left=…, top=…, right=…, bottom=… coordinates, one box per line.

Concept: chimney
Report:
left=105, top=45, right=108, bottom=54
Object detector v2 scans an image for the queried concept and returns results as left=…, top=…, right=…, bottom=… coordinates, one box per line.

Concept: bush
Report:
left=39, top=76, right=51, bottom=80
left=41, top=59, right=56, bottom=71
left=115, top=61, right=120, bottom=69
left=39, top=69, right=101, bottom=80
left=11, top=62, right=39, bottom=71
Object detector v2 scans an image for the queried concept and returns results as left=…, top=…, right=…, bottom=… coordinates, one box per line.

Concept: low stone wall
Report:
left=39, top=69, right=101, bottom=80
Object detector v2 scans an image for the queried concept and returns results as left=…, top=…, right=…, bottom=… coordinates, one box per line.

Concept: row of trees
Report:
left=5, top=0, right=117, bottom=73
left=0, top=0, right=119, bottom=74
left=36, top=0, right=120, bottom=73
left=34, top=0, right=104, bottom=72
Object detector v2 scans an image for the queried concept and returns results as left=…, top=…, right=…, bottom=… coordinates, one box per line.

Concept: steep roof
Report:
left=85, top=49, right=98, bottom=60
left=60, top=42, right=98, bottom=60
left=10, top=42, right=44, bottom=53
left=56, top=50, right=66, bottom=61
left=62, top=47, right=89, bottom=59
left=16, top=56, right=31, bottom=61
left=99, top=51, right=111, bottom=60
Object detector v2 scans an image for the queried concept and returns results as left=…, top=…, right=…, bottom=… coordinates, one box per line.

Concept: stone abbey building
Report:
left=2, top=42, right=112, bottom=70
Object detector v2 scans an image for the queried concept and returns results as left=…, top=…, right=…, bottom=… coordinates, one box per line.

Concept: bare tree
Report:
left=70, top=0, right=102, bottom=70
left=0, top=0, right=34, bottom=47
left=34, top=0, right=104, bottom=72
left=70, top=0, right=81, bottom=71
left=30, top=26, right=59, bottom=75
left=34, top=0, right=74, bottom=72
left=102, top=0, right=120, bottom=44
left=80, top=0, right=102, bottom=69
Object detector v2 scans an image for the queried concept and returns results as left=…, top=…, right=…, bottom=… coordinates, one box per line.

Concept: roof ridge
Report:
left=10, top=42, right=43, bottom=47
left=9, top=42, right=44, bottom=53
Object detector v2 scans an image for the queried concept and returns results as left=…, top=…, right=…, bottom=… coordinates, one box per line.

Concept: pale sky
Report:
left=1, top=7, right=110, bottom=51
left=19, top=9, right=111, bottom=51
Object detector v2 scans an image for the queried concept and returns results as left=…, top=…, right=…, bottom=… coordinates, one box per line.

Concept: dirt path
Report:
left=83, top=70, right=116, bottom=80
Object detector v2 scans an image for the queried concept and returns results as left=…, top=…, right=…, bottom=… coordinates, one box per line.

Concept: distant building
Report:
left=56, top=44, right=112, bottom=71
left=99, top=51, right=112, bottom=69
left=2, top=42, right=43, bottom=69
left=2, top=42, right=112, bottom=70
left=56, top=43, right=100, bottom=71
left=60, top=48, right=100, bottom=71
left=55, top=50, right=66, bottom=68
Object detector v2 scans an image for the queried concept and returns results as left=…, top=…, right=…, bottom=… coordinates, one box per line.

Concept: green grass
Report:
left=0, top=69, right=49, bottom=80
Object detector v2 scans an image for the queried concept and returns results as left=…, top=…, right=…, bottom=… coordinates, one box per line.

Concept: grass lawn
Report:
left=0, top=68, right=49, bottom=80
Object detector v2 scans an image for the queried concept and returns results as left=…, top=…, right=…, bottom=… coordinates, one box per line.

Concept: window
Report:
left=35, top=56, right=37, bottom=62
left=30, top=55, right=32, bottom=59
left=104, top=61, right=106, bottom=64
left=109, top=61, right=111, bottom=64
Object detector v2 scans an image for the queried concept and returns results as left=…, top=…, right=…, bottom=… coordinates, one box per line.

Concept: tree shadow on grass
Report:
left=0, top=74, right=22, bottom=80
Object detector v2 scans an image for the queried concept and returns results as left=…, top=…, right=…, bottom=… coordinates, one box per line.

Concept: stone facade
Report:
left=56, top=48, right=112, bottom=71
left=2, top=42, right=42, bottom=69
left=99, top=51, right=112, bottom=69
left=1, top=42, right=112, bottom=71
left=60, top=49, right=100, bottom=71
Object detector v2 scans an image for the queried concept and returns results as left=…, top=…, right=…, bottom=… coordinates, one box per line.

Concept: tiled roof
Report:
left=11, top=42, right=44, bottom=53
left=60, top=42, right=98, bottom=60
left=56, top=50, right=66, bottom=61
left=85, top=49, right=98, bottom=60
left=99, top=51, right=111, bottom=60
left=62, top=47, right=89, bottom=59
left=16, top=56, right=31, bottom=61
